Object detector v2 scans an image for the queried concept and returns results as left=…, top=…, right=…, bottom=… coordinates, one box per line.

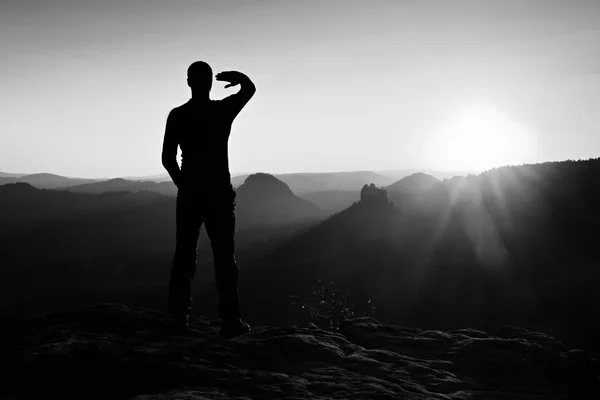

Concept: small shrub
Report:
left=291, top=278, right=376, bottom=332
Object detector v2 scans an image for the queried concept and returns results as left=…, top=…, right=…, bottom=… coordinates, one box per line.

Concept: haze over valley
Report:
left=2, top=159, right=600, bottom=359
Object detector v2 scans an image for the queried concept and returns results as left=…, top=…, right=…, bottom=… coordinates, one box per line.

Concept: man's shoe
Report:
left=220, top=319, right=251, bottom=338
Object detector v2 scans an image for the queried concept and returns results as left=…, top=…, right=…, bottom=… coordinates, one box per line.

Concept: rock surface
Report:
left=0, top=303, right=598, bottom=399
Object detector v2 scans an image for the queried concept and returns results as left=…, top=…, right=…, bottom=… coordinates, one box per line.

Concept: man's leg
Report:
left=204, top=189, right=243, bottom=323
left=168, top=188, right=203, bottom=324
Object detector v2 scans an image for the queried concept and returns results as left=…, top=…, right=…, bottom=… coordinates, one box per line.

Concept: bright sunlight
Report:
left=428, top=105, right=538, bottom=172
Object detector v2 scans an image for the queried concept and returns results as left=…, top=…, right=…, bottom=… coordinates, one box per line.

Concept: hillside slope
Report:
left=244, top=159, right=600, bottom=350
left=299, top=189, right=360, bottom=215
left=235, top=173, right=325, bottom=228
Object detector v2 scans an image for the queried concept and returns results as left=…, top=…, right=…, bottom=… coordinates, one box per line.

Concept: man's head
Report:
left=187, top=61, right=213, bottom=93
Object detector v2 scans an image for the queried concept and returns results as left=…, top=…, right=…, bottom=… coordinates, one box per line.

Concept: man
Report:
left=161, top=61, right=256, bottom=337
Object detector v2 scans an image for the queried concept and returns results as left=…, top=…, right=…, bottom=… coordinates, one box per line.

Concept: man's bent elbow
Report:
left=245, top=82, right=256, bottom=100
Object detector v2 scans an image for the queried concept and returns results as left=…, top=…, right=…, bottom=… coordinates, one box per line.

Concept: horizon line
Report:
left=1, top=166, right=486, bottom=181
left=7, top=156, right=600, bottom=181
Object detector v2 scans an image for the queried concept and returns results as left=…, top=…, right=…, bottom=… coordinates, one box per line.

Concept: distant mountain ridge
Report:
left=386, top=172, right=440, bottom=193
left=375, top=168, right=481, bottom=182
left=0, top=171, right=463, bottom=218
left=0, top=172, right=27, bottom=178
left=232, top=171, right=394, bottom=194
left=64, top=178, right=177, bottom=196
left=0, top=170, right=394, bottom=195
left=1, top=170, right=470, bottom=197
left=235, top=173, right=325, bottom=228
left=0, top=173, right=99, bottom=189
left=297, top=173, right=443, bottom=216
left=0, top=182, right=167, bottom=228
left=0, top=173, right=326, bottom=233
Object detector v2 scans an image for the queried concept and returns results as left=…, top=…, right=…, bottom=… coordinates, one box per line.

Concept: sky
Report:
left=1, top=0, right=599, bottom=178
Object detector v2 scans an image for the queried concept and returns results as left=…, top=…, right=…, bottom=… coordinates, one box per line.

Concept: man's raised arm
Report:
left=215, top=71, right=256, bottom=120
left=161, top=110, right=181, bottom=187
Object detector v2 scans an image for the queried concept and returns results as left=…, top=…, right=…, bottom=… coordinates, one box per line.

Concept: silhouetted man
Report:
left=162, top=61, right=256, bottom=337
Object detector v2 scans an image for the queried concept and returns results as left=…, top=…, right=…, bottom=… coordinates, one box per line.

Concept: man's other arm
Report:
left=161, top=110, right=181, bottom=187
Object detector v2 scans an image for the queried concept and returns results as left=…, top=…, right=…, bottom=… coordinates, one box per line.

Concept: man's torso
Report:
left=173, top=99, right=234, bottom=190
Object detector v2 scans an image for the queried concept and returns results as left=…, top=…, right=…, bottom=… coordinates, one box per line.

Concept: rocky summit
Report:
left=1, top=304, right=598, bottom=399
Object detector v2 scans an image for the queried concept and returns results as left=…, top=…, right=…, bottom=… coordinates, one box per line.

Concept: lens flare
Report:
left=428, top=105, right=538, bottom=171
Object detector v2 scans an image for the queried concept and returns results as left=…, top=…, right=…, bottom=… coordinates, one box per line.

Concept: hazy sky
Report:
left=1, top=0, right=599, bottom=178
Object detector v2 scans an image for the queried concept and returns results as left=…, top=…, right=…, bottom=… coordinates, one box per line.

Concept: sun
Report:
left=428, top=105, right=537, bottom=171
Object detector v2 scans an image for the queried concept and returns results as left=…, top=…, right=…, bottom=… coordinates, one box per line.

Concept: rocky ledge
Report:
left=0, top=303, right=598, bottom=399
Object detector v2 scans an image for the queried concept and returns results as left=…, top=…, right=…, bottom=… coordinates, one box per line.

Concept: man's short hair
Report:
left=187, top=61, right=213, bottom=87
